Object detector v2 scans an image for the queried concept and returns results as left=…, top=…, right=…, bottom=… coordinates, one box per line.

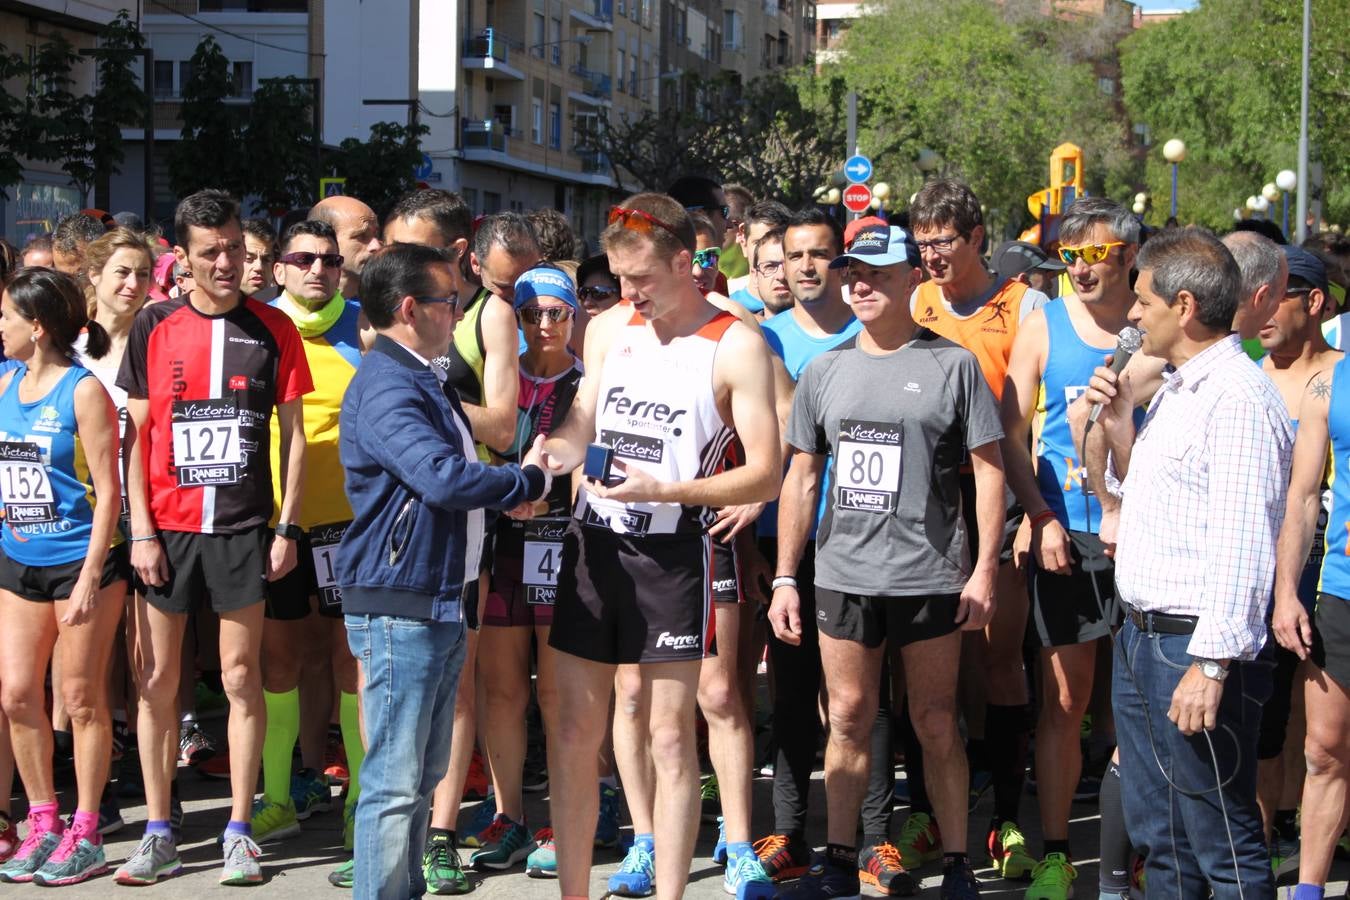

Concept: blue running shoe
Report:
left=608, top=838, right=655, bottom=897
left=724, top=849, right=775, bottom=898
left=713, top=816, right=728, bottom=866
left=595, top=784, right=621, bottom=849
left=775, top=854, right=862, bottom=899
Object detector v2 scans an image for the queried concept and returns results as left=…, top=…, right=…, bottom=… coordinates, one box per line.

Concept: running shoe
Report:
left=327, top=857, right=354, bottom=888
left=522, top=741, right=549, bottom=793
left=195, top=679, right=229, bottom=719
left=525, top=827, right=556, bottom=878
left=753, top=832, right=811, bottom=882
left=170, top=795, right=184, bottom=841
left=111, top=720, right=128, bottom=763
left=461, top=750, right=489, bottom=802
left=0, top=816, right=62, bottom=883
left=469, top=817, right=535, bottom=870
left=219, top=831, right=264, bottom=885
left=460, top=801, right=499, bottom=848
left=32, top=818, right=107, bottom=887
left=596, top=783, right=621, bottom=848
left=724, top=850, right=775, bottom=898
left=987, top=821, right=1036, bottom=880
left=608, top=838, right=655, bottom=897
left=178, top=720, right=217, bottom=767
left=774, top=855, right=861, bottom=898
left=463, top=810, right=507, bottom=850
left=713, top=816, right=728, bottom=865
left=196, top=753, right=231, bottom=779
left=292, top=768, right=333, bottom=819
left=0, top=812, right=15, bottom=864
left=251, top=796, right=302, bottom=843
left=700, top=773, right=721, bottom=822
left=97, top=783, right=125, bottom=836
left=113, top=833, right=181, bottom=885
left=1025, top=852, right=1075, bottom=900
left=896, top=812, right=943, bottom=871
left=323, top=728, right=349, bottom=785
left=939, top=858, right=981, bottom=899
left=858, top=841, right=917, bottom=896
left=423, top=832, right=470, bottom=895
left=1129, top=853, right=1146, bottom=899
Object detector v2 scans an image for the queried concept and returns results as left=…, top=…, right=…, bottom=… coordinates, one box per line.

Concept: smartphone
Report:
left=583, top=443, right=616, bottom=485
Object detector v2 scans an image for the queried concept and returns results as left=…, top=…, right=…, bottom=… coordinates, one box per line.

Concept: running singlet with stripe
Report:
left=1035, top=299, right=1115, bottom=533
left=1320, top=354, right=1350, bottom=600
left=912, top=278, right=1035, bottom=399
left=0, top=366, right=102, bottom=565
left=75, top=331, right=130, bottom=519
left=575, top=309, right=737, bottom=536
left=268, top=297, right=362, bottom=529
left=117, top=296, right=313, bottom=535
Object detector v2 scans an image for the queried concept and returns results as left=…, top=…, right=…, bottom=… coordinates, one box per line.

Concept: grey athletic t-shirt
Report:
left=786, top=329, right=1004, bottom=597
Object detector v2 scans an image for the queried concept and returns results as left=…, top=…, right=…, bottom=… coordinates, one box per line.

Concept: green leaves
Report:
left=333, top=120, right=429, bottom=220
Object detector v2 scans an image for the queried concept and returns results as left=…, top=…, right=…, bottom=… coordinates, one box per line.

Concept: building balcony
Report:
left=568, top=64, right=612, bottom=103
left=568, top=0, right=614, bottom=31
left=462, top=29, right=526, bottom=80
left=462, top=119, right=509, bottom=154
left=573, top=146, right=609, bottom=173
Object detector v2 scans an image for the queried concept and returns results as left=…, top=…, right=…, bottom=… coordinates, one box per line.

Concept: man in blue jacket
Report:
left=336, top=242, right=551, bottom=900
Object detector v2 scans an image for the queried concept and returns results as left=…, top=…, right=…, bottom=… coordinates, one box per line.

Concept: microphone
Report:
left=1086, top=326, right=1143, bottom=430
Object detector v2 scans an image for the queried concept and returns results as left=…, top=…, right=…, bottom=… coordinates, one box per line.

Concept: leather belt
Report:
left=1126, top=605, right=1198, bottom=636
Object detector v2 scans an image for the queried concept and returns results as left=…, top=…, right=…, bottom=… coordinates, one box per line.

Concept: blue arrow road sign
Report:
left=845, top=154, right=873, bottom=183
left=415, top=153, right=434, bottom=180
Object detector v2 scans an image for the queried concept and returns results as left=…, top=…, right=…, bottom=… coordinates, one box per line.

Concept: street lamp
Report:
left=1261, top=183, right=1280, bottom=223
left=1276, top=169, right=1298, bottom=237
left=1162, top=139, right=1186, bottom=219
left=1252, top=194, right=1271, bottom=219
left=873, top=181, right=890, bottom=215
left=916, top=148, right=939, bottom=181
left=1132, top=191, right=1148, bottom=218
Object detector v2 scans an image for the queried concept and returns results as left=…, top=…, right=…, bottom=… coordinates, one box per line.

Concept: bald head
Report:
left=1222, top=230, right=1288, bottom=340
left=311, top=195, right=382, bottom=297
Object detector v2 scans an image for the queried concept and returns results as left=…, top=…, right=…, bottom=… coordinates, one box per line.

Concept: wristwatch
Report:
left=275, top=522, right=303, bottom=541
left=1194, top=658, right=1229, bottom=682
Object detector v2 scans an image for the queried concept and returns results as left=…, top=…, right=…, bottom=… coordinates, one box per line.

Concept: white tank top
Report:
left=576, top=308, right=737, bottom=536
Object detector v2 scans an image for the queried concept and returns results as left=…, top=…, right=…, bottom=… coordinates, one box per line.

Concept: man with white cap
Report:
left=770, top=223, right=1006, bottom=900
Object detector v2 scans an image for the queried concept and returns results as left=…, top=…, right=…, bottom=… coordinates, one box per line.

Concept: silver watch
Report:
left=1194, top=658, right=1229, bottom=682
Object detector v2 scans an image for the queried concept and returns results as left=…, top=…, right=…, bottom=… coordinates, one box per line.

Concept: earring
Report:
left=30, top=334, right=36, bottom=343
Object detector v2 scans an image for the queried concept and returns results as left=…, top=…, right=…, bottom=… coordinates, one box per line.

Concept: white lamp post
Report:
left=1163, top=139, right=1187, bottom=218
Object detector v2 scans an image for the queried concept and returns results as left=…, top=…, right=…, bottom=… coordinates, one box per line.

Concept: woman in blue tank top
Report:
left=0, top=268, right=127, bottom=886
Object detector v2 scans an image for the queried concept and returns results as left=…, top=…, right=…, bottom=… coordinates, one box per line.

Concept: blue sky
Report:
left=1135, top=0, right=1197, bottom=8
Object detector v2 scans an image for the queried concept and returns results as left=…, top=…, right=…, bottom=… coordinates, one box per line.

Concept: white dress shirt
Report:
left=1110, top=335, right=1293, bottom=660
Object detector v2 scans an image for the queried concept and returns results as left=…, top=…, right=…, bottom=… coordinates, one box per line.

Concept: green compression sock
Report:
left=262, top=688, right=300, bottom=806
left=340, top=691, right=365, bottom=809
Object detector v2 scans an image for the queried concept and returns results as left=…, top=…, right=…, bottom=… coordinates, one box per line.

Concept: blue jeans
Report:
left=1111, top=619, right=1273, bottom=899
left=346, top=614, right=466, bottom=900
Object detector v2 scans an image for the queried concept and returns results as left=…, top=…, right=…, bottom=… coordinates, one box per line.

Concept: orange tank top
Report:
left=912, top=279, right=1030, bottom=400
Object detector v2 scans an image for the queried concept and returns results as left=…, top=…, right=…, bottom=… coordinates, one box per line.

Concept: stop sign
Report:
left=842, top=183, right=872, bottom=213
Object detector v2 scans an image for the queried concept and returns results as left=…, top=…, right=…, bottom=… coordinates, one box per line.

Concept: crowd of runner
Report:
left=0, top=176, right=1347, bottom=900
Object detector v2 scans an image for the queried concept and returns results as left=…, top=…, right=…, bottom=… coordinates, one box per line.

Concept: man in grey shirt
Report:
left=769, top=224, right=1006, bottom=900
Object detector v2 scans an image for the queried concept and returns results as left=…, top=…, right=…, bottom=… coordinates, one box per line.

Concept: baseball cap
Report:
left=991, top=240, right=1066, bottom=282
left=512, top=263, right=579, bottom=311
left=1283, top=244, right=1330, bottom=296
left=829, top=224, right=921, bottom=269
left=843, top=215, right=888, bottom=247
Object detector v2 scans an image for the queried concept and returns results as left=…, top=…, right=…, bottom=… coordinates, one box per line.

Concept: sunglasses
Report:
left=692, top=247, right=721, bottom=269
left=578, top=285, right=619, bottom=302
left=519, top=306, right=574, bottom=324
left=686, top=204, right=731, bottom=220
left=280, top=251, right=344, bottom=269
left=609, top=207, right=683, bottom=240
left=413, top=294, right=459, bottom=312
left=1057, top=242, right=1124, bottom=265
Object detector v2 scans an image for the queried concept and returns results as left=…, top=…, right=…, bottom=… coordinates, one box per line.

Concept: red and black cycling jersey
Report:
left=116, top=295, right=313, bottom=535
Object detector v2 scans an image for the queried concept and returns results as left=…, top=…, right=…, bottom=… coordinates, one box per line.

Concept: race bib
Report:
left=0, top=441, right=56, bottom=524
left=172, top=399, right=242, bottom=487
left=310, top=522, right=349, bottom=611
left=522, top=518, right=568, bottom=605
left=836, top=419, right=903, bottom=513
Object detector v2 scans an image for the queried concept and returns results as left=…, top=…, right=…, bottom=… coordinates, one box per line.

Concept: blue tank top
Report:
left=1033, top=301, right=1116, bottom=533
left=1320, top=354, right=1350, bottom=599
left=0, top=365, right=101, bottom=566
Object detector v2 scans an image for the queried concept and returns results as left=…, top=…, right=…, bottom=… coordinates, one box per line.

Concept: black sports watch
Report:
left=275, top=522, right=303, bottom=541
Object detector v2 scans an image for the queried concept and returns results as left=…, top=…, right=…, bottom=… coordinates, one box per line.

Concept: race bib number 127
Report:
left=172, top=399, right=242, bottom=487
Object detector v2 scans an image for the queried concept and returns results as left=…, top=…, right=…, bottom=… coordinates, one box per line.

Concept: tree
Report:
left=168, top=36, right=248, bottom=200
left=1120, top=0, right=1350, bottom=229
left=835, top=0, right=1133, bottom=231
left=0, top=42, right=33, bottom=198
left=85, top=11, right=149, bottom=210
left=23, top=34, right=93, bottom=200
left=333, top=120, right=428, bottom=219
left=243, top=77, right=320, bottom=214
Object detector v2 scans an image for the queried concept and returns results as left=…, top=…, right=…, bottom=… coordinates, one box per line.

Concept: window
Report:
left=153, top=60, right=174, bottom=98
left=484, top=191, right=502, bottom=214
left=531, top=98, right=543, bottom=143
left=178, top=61, right=196, bottom=94
left=493, top=103, right=516, bottom=133
left=1133, top=121, right=1151, bottom=147
left=230, top=61, right=253, bottom=98
left=532, top=13, right=546, bottom=57
left=548, top=102, right=561, bottom=148
left=550, top=17, right=562, bottom=64
left=1098, top=76, right=1115, bottom=96
left=630, top=0, right=639, bottom=22
left=629, top=54, right=637, bottom=93
left=463, top=187, right=479, bottom=214
left=617, top=0, right=625, bottom=15
left=723, top=10, right=742, bottom=49
left=616, top=49, right=626, bottom=92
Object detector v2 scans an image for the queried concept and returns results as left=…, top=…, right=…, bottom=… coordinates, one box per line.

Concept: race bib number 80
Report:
left=0, top=441, right=56, bottom=524
left=172, top=399, right=242, bottom=487
left=836, top=419, right=903, bottom=513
